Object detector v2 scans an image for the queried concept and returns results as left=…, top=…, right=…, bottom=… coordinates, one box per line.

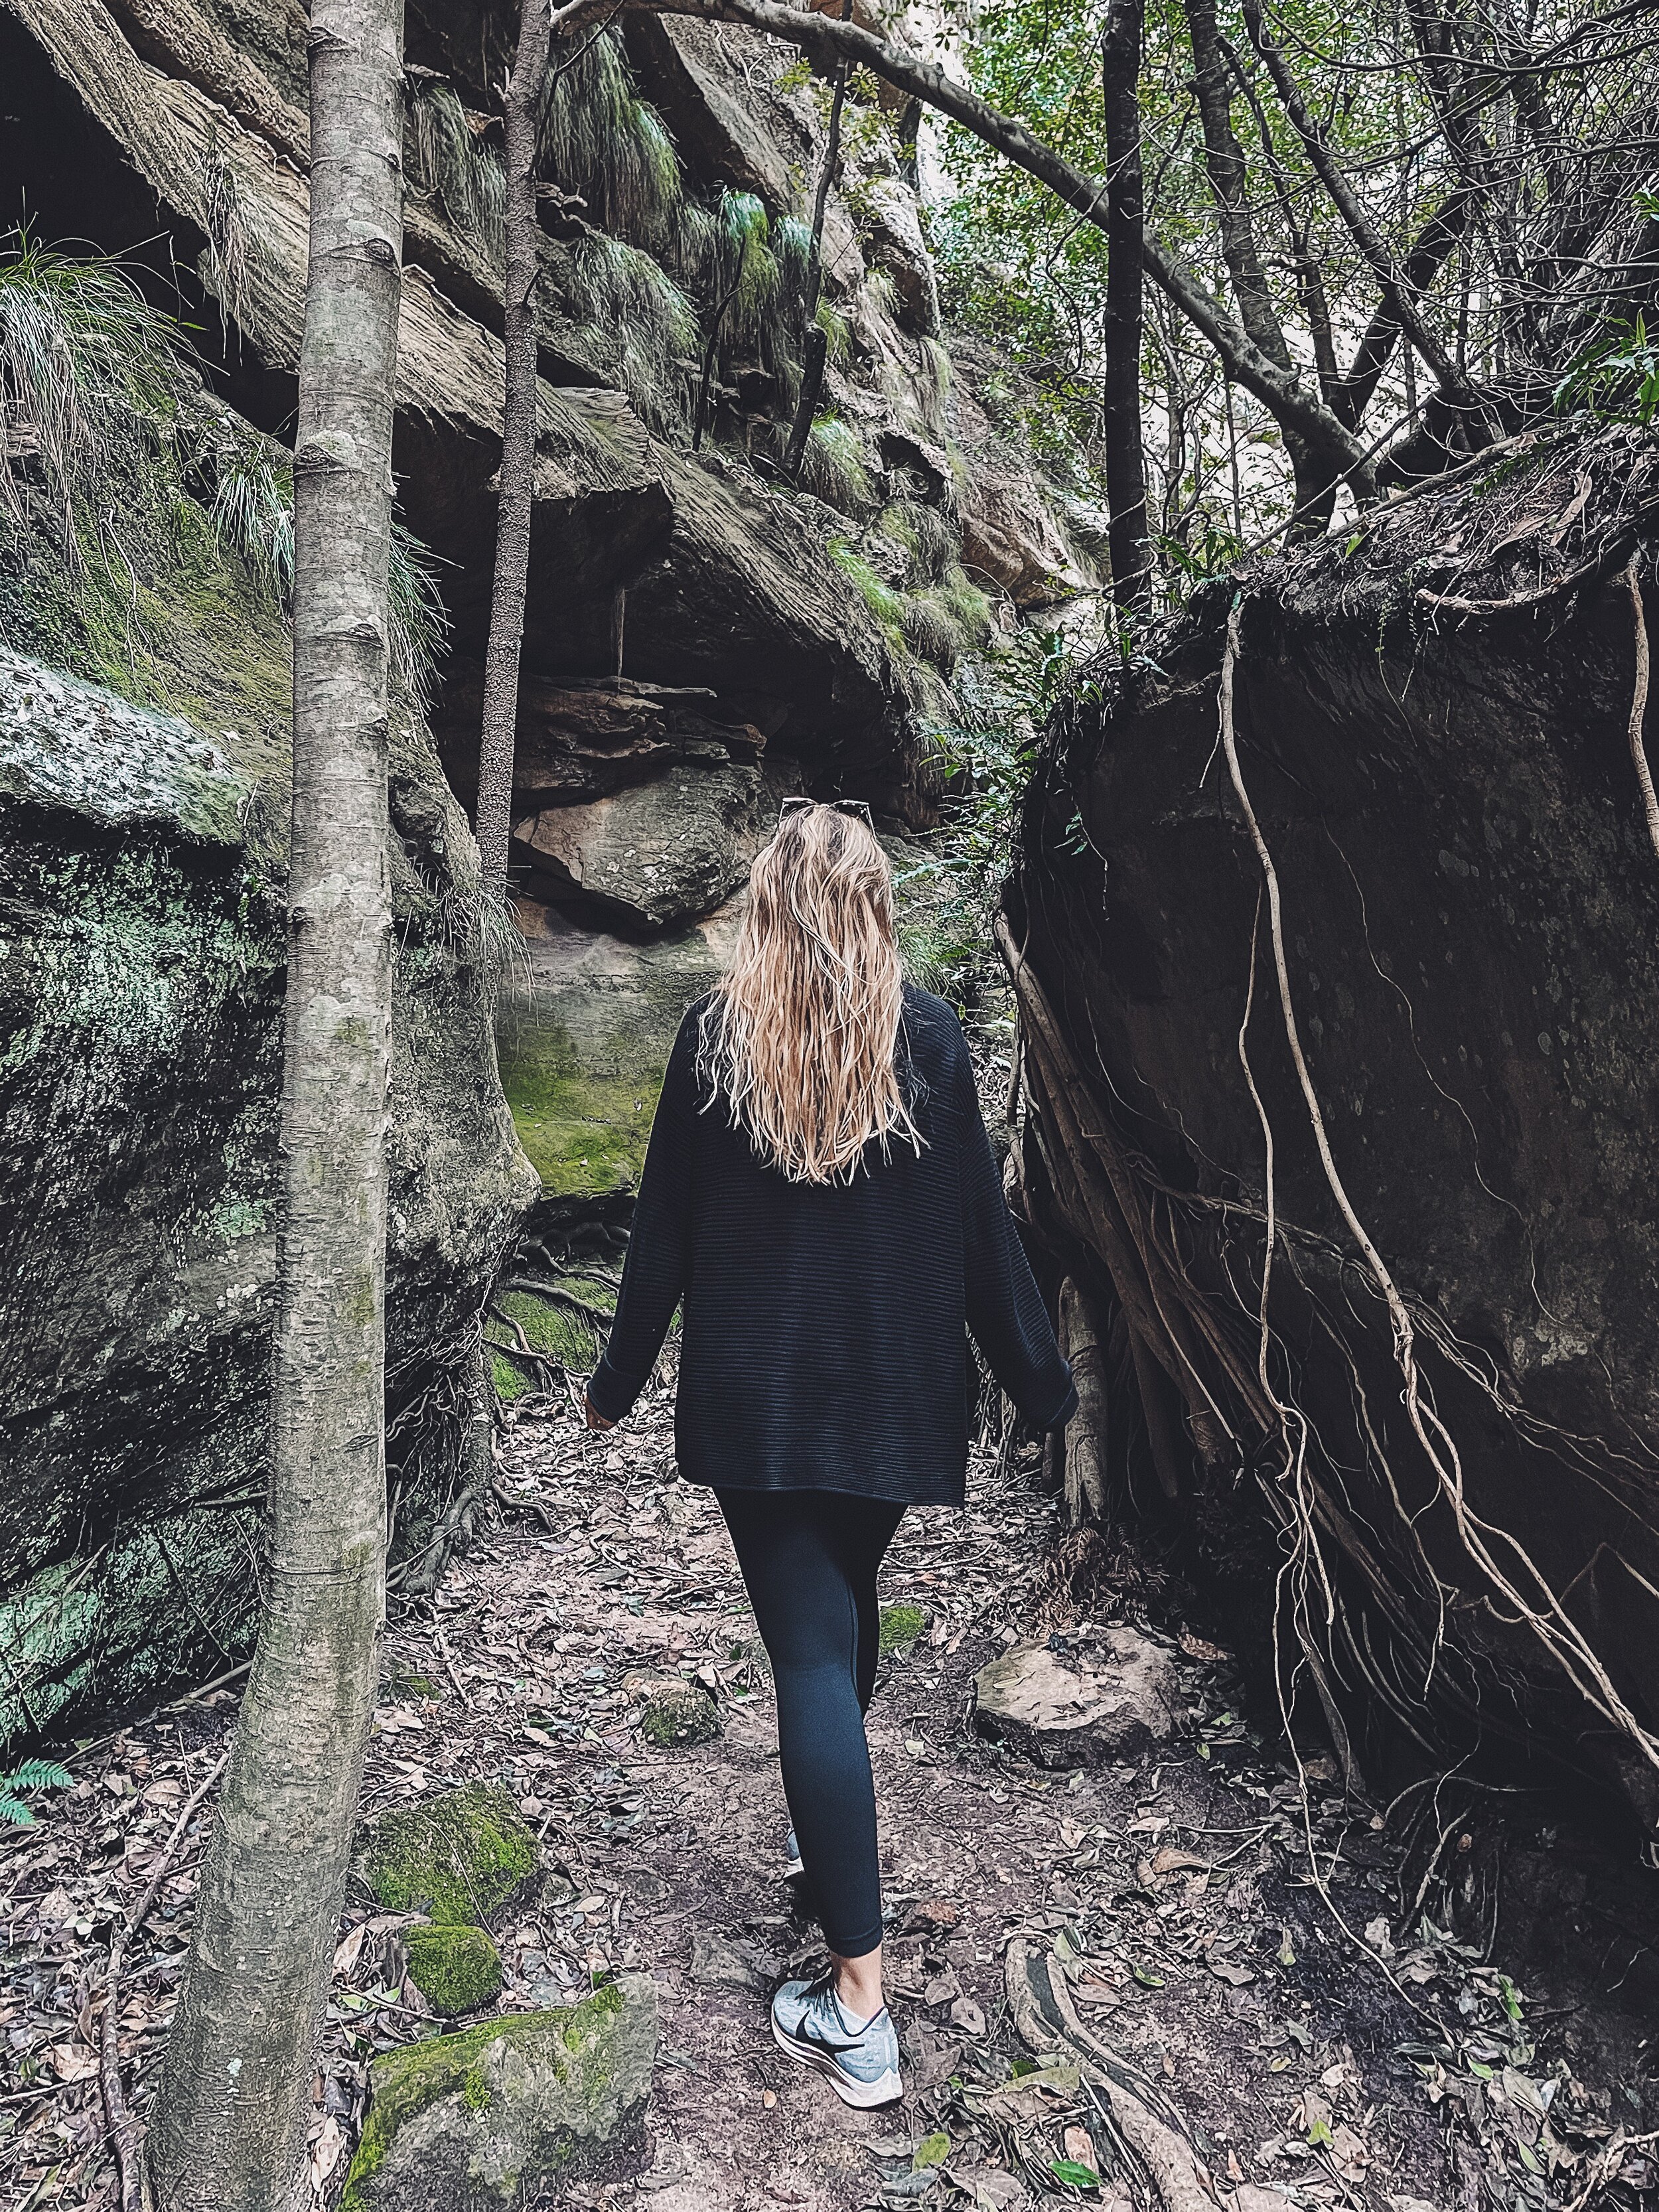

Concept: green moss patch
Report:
left=340, top=1978, right=657, bottom=2211
left=879, top=1602, right=932, bottom=1656
left=496, top=1017, right=662, bottom=1196
left=360, top=1783, right=539, bottom=1927
left=403, top=1923, right=504, bottom=2016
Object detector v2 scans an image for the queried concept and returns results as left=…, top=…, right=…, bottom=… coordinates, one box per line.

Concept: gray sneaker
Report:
left=784, top=1826, right=804, bottom=1878
left=770, top=1972, right=902, bottom=2107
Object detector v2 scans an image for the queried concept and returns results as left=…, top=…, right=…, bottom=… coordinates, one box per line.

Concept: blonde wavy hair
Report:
left=699, top=800, right=922, bottom=1183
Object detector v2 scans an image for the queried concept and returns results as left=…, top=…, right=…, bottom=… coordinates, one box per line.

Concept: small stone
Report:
left=634, top=1677, right=721, bottom=1749
left=689, top=1930, right=772, bottom=1994
left=403, top=1924, right=504, bottom=2017
left=339, top=1977, right=658, bottom=2211
left=973, top=1627, right=1180, bottom=1769
left=879, top=1602, right=932, bottom=1656
left=357, top=1783, right=540, bottom=1927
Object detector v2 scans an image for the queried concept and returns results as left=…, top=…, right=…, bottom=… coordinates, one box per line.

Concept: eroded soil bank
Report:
left=3, top=1371, right=1656, bottom=2209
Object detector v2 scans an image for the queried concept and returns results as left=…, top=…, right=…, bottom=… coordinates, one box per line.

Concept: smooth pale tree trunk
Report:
left=147, top=1, right=405, bottom=2204
left=474, top=0, right=553, bottom=908
left=1100, top=0, right=1150, bottom=611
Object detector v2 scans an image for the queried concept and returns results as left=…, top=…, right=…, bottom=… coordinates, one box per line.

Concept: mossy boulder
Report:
left=360, top=1785, right=540, bottom=1928
left=630, top=1676, right=721, bottom=1749
left=404, top=1924, right=504, bottom=2018
left=879, top=1602, right=933, bottom=1657
left=340, top=1976, right=658, bottom=2211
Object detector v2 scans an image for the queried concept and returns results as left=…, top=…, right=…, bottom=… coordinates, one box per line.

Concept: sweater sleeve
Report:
left=584, top=1009, right=700, bottom=1422
left=955, top=1032, right=1078, bottom=1431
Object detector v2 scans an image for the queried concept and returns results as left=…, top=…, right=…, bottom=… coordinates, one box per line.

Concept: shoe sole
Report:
left=783, top=1855, right=804, bottom=1878
left=770, top=2012, right=902, bottom=2108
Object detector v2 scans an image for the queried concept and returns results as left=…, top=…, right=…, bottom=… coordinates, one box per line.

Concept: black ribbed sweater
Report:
left=585, top=986, right=1076, bottom=1505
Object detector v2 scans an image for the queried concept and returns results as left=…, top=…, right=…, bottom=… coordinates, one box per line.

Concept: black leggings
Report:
left=715, top=1487, right=904, bottom=1958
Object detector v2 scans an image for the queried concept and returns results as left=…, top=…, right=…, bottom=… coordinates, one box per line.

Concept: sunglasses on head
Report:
left=778, top=794, right=874, bottom=828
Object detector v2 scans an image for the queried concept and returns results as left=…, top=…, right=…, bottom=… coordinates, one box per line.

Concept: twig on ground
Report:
left=101, top=1751, right=229, bottom=2209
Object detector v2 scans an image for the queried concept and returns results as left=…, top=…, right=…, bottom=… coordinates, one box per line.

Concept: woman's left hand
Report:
left=583, top=1394, right=616, bottom=1432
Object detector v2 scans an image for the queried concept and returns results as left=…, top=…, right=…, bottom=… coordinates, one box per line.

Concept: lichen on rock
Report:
left=339, top=1976, right=658, bottom=2211
left=360, top=1784, right=540, bottom=1927
left=403, top=1924, right=504, bottom=2018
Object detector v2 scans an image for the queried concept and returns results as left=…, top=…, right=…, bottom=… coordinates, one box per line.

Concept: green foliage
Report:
left=798, top=414, right=877, bottom=518
left=814, top=297, right=852, bottom=369
left=908, top=624, right=1094, bottom=999
left=878, top=1602, right=930, bottom=1655
left=539, top=31, right=684, bottom=259
left=1554, top=314, right=1659, bottom=425
left=0, top=1757, right=72, bottom=1827
left=408, top=79, right=505, bottom=256
left=830, top=540, right=906, bottom=646
left=566, top=233, right=698, bottom=433
left=192, top=419, right=449, bottom=708
left=0, top=228, right=193, bottom=553
left=709, top=189, right=780, bottom=350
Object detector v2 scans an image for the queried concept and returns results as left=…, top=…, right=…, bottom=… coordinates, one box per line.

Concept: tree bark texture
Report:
left=146, top=1, right=405, bottom=2203
left=474, top=0, right=554, bottom=910
left=1100, top=0, right=1150, bottom=611
left=1058, top=1278, right=1108, bottom=1524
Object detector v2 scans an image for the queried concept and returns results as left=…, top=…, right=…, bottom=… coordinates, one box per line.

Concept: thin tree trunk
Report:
left=474, top=0, right=554, bottom=911
left=147, top=0, right=405, bottom=2203
left=1100, top=0, right=1149, bottom=611
left=783, top=0, right=852, bottom=481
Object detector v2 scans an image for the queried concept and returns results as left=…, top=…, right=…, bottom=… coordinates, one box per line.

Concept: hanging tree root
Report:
left=104, top=1751, right=228, bottom=2209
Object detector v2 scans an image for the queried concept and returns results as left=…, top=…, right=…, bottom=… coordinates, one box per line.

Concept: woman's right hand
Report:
left=583, top=1393, right=616, bottom=1432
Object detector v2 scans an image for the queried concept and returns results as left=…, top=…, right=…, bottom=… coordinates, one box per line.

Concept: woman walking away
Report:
left=583, top=798, right=1076, bottom=2108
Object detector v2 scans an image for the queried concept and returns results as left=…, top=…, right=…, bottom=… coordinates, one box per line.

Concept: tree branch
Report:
left=547, top=0, right=1375, bottom=490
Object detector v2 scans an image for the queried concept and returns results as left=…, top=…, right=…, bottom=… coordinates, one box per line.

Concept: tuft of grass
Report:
left=408, top=78, right=506, bottom=256
left=815, top=297, right=852, bottom=369
left=881, top=496, right=956, bottom=585
left=900, top=591, right=963, bottom=672
left=707, top=189, right=780, bottom=352
left=539, top=31, right=684, bottom=258
left=798, top=414, right=876, bottom=519
left=567, top=233, right=698, bottom=433
left=916, top=335, right=952, bottom=437
left=831, top=540, right=906, bottom=648
left=194, top=417, right=450, bottom=708
left=0, top=229, right=194, bottom=555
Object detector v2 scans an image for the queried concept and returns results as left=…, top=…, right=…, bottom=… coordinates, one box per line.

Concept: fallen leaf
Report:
left=50, top=2041, right=100, bottom=2083
left=950, top=1996, right=986, bottom=2036
left=1063, top=2126, right=1099, bottom=2175
left=332, top=1924, right=367, bottom=1976
left=1150, top=1847, right=1209, bottom=1877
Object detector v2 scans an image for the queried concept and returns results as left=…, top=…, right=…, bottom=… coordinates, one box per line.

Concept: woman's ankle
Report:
left=831, top=1946, right=884, bottom=2020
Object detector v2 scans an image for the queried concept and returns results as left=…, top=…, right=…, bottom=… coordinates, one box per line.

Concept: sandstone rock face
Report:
left=496, top=892, right=747, bottom=1198
left=974, top=1631, right=1181, bottom=1767
left=340, top=1978, right=658, bottom=2211
left=514, top=761, right=762, bottom=928
left=0, top=647, right=535, bottom=1745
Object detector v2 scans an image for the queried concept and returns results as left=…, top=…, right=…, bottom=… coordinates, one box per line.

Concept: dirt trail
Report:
left=4, top=1363, right=1655, bottom=2210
